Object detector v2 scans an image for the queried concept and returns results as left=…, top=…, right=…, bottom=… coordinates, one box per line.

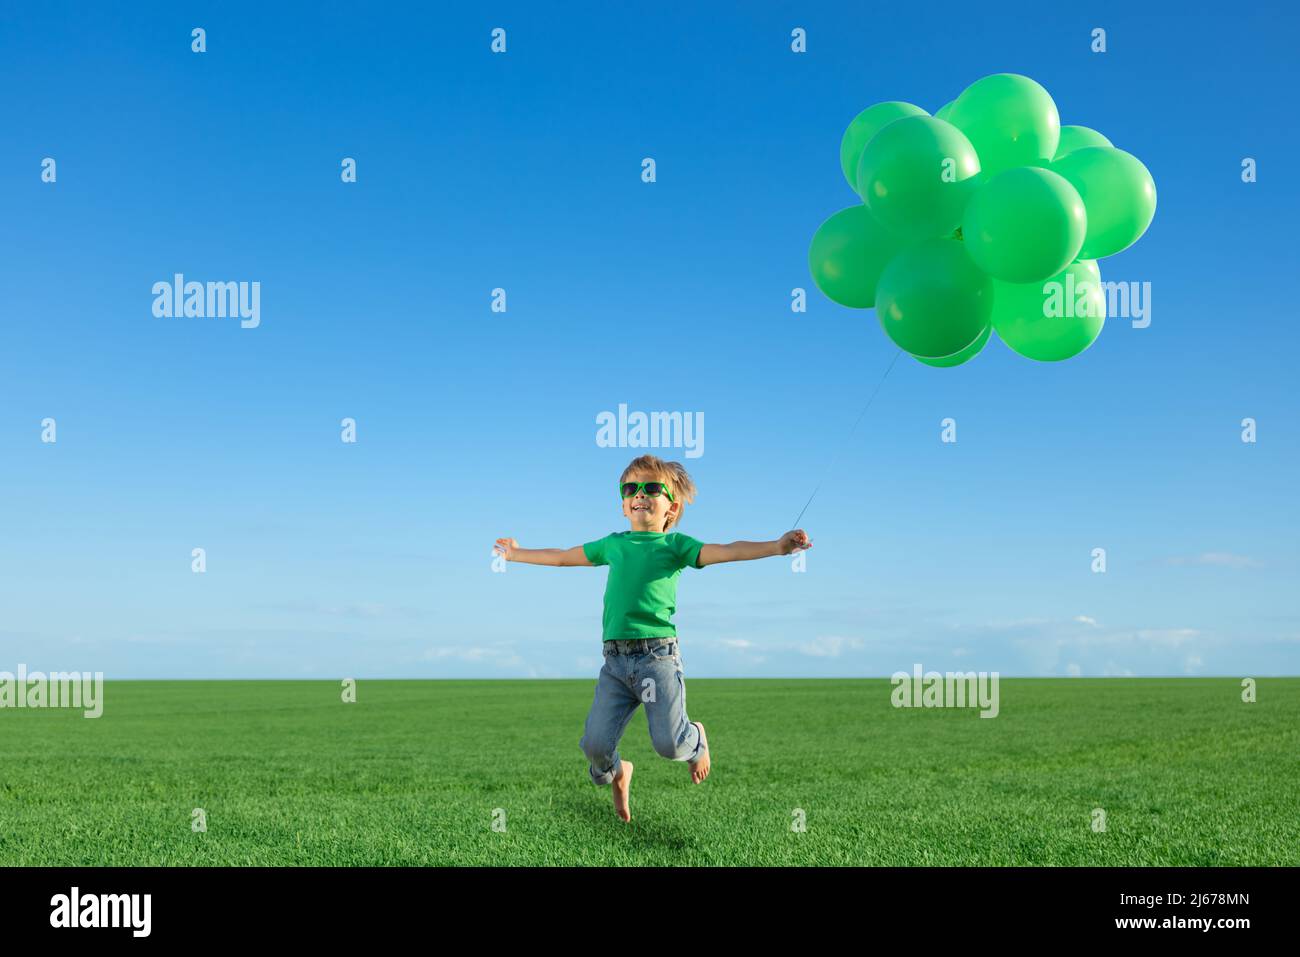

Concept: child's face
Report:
left=621, top=474, right=679, bottom=531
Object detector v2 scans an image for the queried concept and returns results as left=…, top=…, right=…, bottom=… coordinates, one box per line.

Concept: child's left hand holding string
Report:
left=777, top=529, right=813, bottom=555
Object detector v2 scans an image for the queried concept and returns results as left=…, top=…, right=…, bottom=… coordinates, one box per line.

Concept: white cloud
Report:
left=797, top=635, right=864, bottom=658
left=423, top=646, right=525, bottom=667
left=993, top=618, right=1206, bottom=675
left=1066, top=663, right=1082, bottom=676
left=1031, top=627, right=1202, bottom=651
left=1131, top=628, right=1200, bottom=648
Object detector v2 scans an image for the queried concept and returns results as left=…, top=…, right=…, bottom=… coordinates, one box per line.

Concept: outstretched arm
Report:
left=697, top=530, right=812, bottom=567
left=494, top=538, right=593, bottom=567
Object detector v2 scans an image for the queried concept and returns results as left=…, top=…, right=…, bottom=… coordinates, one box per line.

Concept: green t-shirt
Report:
left=583, top=531, right=706, bottom=640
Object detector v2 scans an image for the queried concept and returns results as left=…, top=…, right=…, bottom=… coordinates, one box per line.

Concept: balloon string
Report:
left=789, top=348, right=903, bottom=530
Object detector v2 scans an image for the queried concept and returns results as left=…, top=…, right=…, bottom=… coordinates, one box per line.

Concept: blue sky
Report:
left=2, top=1, right=1296, bottom=679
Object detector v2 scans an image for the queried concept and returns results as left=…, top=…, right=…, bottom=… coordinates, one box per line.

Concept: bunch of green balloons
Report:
left=809, top=73, right=1156, bottom=364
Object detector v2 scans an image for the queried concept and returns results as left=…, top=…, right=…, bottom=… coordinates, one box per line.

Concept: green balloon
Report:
left=1054, top=125, right=1113, bottom=159
left=839, top=101, right=929, bottom=194
left=875, top=237, right=993, bottom=358
left=935, top=100, right=955, bottom=122
left=993, top=259, right=1106, bottom=362
left=856, top=115, right=981, bottom=240
left=808, top=205, right=906, bottom=308
left=962, top=167, right=1086, bottom=283
left=946, top=73, right=1060, bottom=175
left=914, top=324, right=992, bottom=367
left=1050, top=147, right=1156, bottom=259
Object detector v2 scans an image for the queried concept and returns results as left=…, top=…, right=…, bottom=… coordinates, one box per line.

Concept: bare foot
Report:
left=612, top=760, right=634, bottom=822
left=689, top=722, right=710, bottom=783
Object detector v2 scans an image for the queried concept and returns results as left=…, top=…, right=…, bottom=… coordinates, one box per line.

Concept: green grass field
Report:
left=1, top=678, right=1296, bottom=865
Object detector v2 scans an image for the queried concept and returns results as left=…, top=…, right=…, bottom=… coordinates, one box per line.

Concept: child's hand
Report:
left=778, top=529, right=812, bottom=555
left=494, top=537, right=520, bottom=560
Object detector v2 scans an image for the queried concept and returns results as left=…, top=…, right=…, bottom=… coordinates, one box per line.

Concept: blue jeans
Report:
left=579, top=637, right=704, bottom=785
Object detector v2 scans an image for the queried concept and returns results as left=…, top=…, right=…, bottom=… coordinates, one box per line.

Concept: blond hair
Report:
left=619, top=454, right=697, bottom=533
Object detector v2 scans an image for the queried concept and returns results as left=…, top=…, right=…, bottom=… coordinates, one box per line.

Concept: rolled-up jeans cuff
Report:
left=686, top=723, right=704, bottom=763
left=590, top=755, right=622, bottom=786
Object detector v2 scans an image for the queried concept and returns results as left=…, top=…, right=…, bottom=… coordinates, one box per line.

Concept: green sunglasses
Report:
left=619, top=481, right=674, bottom=502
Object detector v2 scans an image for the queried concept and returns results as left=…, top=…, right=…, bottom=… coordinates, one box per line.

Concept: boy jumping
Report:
left=493, top=454, right=812, bottom=822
